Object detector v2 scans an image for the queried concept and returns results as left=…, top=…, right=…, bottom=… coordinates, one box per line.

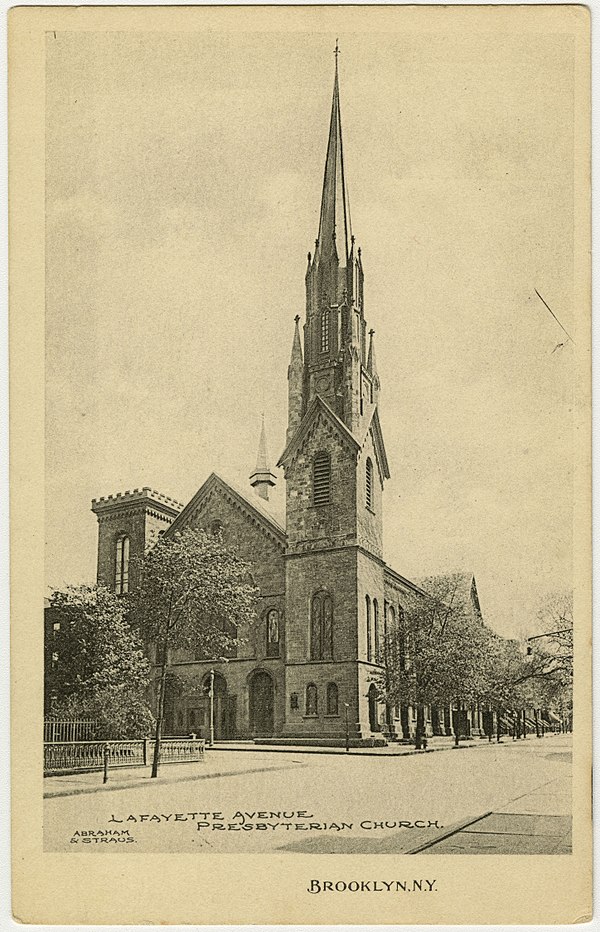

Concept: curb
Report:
left=208, top=740, right=481, bottom=759
left=404, top=811, right=494, bottom=854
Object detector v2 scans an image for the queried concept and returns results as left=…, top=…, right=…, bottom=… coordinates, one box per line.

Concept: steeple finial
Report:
left=249, top=415, right=277, bottom=501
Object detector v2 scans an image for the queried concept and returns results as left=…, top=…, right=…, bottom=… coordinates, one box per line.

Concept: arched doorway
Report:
left=368, top=683, right=380, bottom=733
left=249, top=670, right=274, bottom=737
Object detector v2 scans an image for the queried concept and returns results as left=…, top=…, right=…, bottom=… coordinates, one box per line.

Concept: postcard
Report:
left=10, top=4, right=591, bottom=925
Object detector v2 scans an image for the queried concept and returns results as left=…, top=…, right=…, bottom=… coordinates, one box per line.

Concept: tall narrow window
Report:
left=366, top=457, right=374, bottom=510
left=115, top=535, right=130, bottom=595
left=326, top=683, right=339, bottom=716
left=310, top=592, right=334, bottom=660
left=373, top=598, right=380, bottom=662
left=320, top=309, right=330, bottom=353
left=306, top=684, right=318, bottom=716
left=366, top=595, right=372, bottom=661
left=313, top=452, right=331, bottom=506
left=398, top=605, right=407, bottom=669
left=266, top=609, right=280, bottom=658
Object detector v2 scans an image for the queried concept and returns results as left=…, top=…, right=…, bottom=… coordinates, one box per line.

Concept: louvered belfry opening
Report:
left=313, top=451, right=331, bottom=506
left=366, top=457, right=374, bottom=510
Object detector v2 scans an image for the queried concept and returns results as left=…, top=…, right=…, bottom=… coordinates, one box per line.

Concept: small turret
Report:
left=249, top=416, right=277, bottom=501
left=367, top=329, right=380, bottom=389
left=286, top=316, right=304, bottom=445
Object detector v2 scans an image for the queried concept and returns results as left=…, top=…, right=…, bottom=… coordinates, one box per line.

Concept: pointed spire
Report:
left=315, top=41, right=352, bottom=267
left=255, top=415, right=269, bottom=471
left=367, top=329, right=379, bottom=382
left=290, top=314, right=303, bottom=368
left=250, top=415, right=277, bottom=501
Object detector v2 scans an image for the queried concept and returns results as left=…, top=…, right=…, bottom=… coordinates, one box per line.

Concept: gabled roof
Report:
left=363, top=407, right=391, bottom=482
left=277, top=394, right=360, bottom=470
left=166, top=472, right=286, bottom=547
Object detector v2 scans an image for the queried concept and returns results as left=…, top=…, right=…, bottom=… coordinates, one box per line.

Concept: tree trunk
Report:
left=151, top=637, right=169, bottom=778
left=496, top=707, right=502, bottom=743
left=415, top=703, right=425, bottom=749
left=454, top=700, right=460, bottom=746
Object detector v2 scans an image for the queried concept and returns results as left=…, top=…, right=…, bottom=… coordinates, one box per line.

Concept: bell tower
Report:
left=277, top=47, right=391, bottom=744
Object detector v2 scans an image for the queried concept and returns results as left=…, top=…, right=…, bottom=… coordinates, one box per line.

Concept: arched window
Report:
left=266, top=609, right=280, bottom=658
left=384, top=603, right=393, bottom=663
left=366, top=595, right=372, bottom=661
left=310, top=592, right=333, bottom=660
left=398, top=605, right=407, bottom=670
left=115, top=534, right=130, bottom=595
left=320, top=309, right=330, bottom=353
left=373, top=598, right=380, bottom=662
left=313, top=452, right=331, bottom=507
left=306, top=684, right=318, bottom=716
left=366, top=457, right=374, bottom=510
left=326, top=682, right=339, bottom=716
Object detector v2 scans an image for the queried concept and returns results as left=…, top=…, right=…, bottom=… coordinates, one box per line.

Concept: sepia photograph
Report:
left=10, top=4, right=591, bottom=925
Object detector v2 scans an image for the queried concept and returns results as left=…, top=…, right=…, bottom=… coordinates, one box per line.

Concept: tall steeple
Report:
left=314, top=41, right=352, bottom=269
left=249, top=416, right=277, bottom=501
left=298, top=43, right=369, bottom=435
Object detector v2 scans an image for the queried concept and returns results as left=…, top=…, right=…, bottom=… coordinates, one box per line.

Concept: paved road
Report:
left=43, top=735, right=571, bottom=854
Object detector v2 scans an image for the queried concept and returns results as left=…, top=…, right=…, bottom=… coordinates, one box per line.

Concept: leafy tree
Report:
left=380, top=574, right=490, bottom=748
left=130, top=527, right=259, bottom=776
left=45, top=585, right=154, bottom=738
left=476, top=591, right=573, bottom=737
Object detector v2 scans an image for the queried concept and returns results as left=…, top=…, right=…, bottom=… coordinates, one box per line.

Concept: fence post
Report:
left=103, top=743, right=110, bottom=784
left=143, top=738, right=149, bottom=766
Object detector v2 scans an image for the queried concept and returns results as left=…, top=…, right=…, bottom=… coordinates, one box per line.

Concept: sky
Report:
left=45, top=26, right=576, bottom=639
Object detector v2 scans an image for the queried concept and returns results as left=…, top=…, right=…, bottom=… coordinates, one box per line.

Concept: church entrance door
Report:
left=249, top=671, right=274, bottom=737
left=368, top=683, right=379, bottom=733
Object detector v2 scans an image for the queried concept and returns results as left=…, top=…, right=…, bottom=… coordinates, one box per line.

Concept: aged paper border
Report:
left=9, top=4, right=591, bottom=925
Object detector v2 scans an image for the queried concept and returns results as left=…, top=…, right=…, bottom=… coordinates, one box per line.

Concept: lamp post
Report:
left=209, top=668, right=215, bottom=748
left=344, top=703, right=350, bottom=753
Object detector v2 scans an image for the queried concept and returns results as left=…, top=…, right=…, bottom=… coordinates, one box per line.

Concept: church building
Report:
left=91, top=57, right=484, bottom=746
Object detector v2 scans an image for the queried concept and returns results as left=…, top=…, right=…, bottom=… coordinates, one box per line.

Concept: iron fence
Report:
left=44, top=737, right=205, bottom=776
left=43, top=719, right=98, bottom=742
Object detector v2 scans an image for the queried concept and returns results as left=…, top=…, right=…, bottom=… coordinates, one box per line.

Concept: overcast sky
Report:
left=45, top=26, right=575, bottom=639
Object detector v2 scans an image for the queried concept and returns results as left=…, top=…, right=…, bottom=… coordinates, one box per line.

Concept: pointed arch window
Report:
left=320, top=309, right=330, bottom=353
left=386, top=604, right=396, bottom=666
left=115, top=535, right=130, bottom=595
left=313, top=451, right=331, bottom=507
left=366, top=457, right=374, bottom=511
left=326, top=682, right=339, bottom=716
left=366, top=595, right=372, bottom=661
left=373, top=598, right=380, bottom=662
left=266, top=609, right=280, bottom=658
left=306, top=683, right=318, bottom=716
left=398, top=605, right=407, bottom=670
left=310, top=592, right=333, bottom=660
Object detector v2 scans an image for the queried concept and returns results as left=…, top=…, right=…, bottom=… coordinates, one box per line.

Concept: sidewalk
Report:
left=212, top=735, right=480, bottom=757
left=407, top=766, right=572, bottom=854
left=43, top=735, right=482, bottom=798
left=43, top=756, right=295, bottom=799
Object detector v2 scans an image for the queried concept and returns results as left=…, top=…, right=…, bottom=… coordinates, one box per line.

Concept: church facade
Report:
left=91, top=60, right=484, bottom=746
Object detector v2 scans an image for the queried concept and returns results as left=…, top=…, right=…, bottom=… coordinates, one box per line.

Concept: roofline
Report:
left=166, top=472, right=286, bottom=545
left=277, top=394, right=360, bottom=469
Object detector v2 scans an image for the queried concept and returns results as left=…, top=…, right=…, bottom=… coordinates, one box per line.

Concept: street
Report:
left=44, top=735, right=572, bottom=854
